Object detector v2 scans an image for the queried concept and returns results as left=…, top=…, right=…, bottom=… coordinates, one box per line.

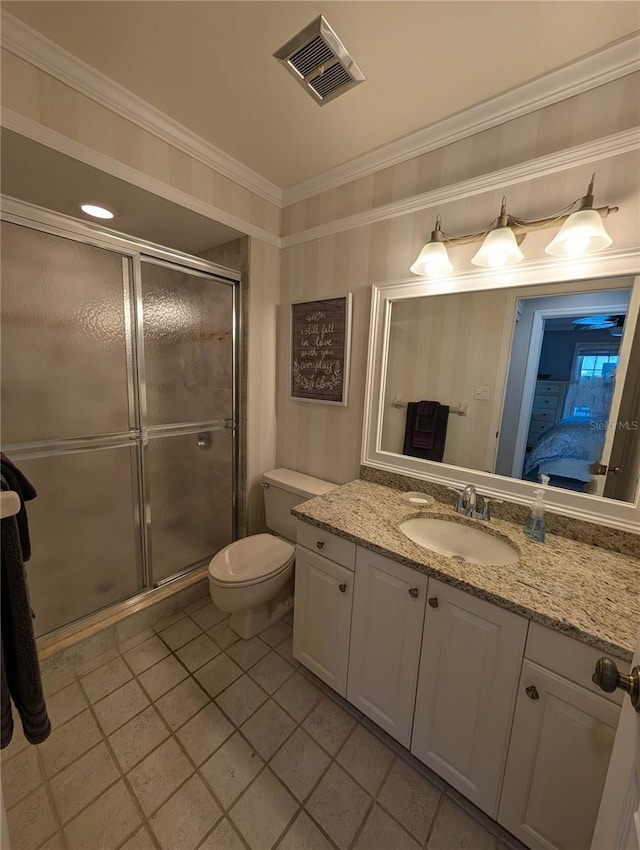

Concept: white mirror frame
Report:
left=362, top=247, right=640, bottom=533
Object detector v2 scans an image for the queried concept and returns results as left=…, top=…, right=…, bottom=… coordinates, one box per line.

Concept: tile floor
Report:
left=2, top=597, right=527, bottom=850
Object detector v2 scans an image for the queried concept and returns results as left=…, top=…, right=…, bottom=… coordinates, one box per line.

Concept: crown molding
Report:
left=282, top=34, right=640, bottom=207
left=0, top=11, right=282, bottom=208
left=1, top=108, right=281, bottom=248
left=281, top=127, right=640, bottom=248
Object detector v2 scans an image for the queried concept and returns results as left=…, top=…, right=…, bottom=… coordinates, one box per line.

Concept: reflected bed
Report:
left=524, top=417, right=606, bottom=483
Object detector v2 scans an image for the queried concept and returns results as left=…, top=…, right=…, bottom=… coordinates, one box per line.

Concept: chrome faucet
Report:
left=456, top=484, right=477, bottom=518
left=451, top=485, right=502, bottom=521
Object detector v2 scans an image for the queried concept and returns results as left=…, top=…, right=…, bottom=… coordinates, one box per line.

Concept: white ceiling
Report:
left=4, top=1, right=640, bottom=189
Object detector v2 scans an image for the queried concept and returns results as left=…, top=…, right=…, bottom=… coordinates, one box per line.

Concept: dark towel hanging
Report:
left=412, top=400, right=441, bottom=449
left=403, top=402, right=450, bottom=462
left=1, top=463, right=50, bottom=748
left=0, top=452, right=37, bottom=501
left=0, top=461, right=35, bottom=562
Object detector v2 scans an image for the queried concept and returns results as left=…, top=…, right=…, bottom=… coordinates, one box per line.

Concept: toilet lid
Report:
left=208, top=534, right=295, bottom=585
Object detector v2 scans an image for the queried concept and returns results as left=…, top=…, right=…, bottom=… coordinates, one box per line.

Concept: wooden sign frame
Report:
left=289, top=294, right=353, bottom=405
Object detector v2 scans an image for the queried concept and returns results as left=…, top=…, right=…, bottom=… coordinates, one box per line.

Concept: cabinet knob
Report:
left=338, top=583, right=347, bottom=593
left=408, top=587, right=419, bottom=599
left=316, top=541, right=325, bottom=550
left=428, top=597, right=439, bottom=608
left=525, top=685, right=539, bottom=701
left=593, top=658, right=640, bottom=711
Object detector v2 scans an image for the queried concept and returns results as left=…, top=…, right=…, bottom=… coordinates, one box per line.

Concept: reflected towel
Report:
left=404, top=402, right=449, bottom=462
left=412, top=401, right=440, bottom=449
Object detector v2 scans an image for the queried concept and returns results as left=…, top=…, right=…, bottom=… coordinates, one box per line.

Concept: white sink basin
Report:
left=400, top=518, right=518, bottom=566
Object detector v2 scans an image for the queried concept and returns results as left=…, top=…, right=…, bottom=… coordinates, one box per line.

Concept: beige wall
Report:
left=277, top=74, right=640, bottom=484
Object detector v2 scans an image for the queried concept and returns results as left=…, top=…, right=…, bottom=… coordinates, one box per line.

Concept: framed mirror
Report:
left=362, top=250, right=640, bottom=532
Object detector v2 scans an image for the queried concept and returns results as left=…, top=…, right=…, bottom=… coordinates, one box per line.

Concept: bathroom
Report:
left=1, top=3, right=639, bottom=850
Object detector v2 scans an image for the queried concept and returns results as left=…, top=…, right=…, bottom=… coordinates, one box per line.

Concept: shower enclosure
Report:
left=0, top=200, right=240, bottom=637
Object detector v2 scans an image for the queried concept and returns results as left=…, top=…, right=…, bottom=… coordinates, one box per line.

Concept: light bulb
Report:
left=564, top=234, right=590, bottom=256
left=472, top=227, right=523, bottom=268
left=546, top=209, right=612, bottom=257
left=80, top=203, right=114, bottom=220
left=410, top=241, right=453, bottom=277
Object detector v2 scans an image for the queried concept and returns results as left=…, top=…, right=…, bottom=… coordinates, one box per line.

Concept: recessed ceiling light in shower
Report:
left=80, top=203, right=114, bottom=220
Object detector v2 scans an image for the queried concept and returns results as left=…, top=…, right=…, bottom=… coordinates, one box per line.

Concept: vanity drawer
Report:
left=296, top=521, right=356, bottom=570
left=525, top=622, right=628, bottom=706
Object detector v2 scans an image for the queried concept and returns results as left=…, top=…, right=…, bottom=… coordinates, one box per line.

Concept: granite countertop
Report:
left=292, top=479, right=640, bottom=661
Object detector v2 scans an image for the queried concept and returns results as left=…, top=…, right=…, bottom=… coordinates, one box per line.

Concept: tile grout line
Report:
left=152, top=623, right=342, bottom=850
left=75, top=668, right=164, bottom=850
left=120, top=619, right=275, bottom=847
left=33, top=735, right=68, bottom=850
left=423, top=793, right=447, bottom=849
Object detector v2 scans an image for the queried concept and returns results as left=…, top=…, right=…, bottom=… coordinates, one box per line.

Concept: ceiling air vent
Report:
left=274, top=16, right=365, bottom=106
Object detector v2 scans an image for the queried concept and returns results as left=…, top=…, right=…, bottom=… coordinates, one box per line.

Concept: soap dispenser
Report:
left=524, top=487, right=546, bottom=543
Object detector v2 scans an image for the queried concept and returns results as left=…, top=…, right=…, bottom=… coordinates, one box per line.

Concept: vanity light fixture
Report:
left=80, top=203, right=114, bottom=220
left=471, top=198, right=524, bottom=268
left=409, top=216, right=454, bottom=276
left=410, top=174, right=617, bottom=277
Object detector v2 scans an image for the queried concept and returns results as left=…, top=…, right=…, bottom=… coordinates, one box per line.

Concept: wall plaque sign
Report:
left=289, top=294, right=353, bottom=405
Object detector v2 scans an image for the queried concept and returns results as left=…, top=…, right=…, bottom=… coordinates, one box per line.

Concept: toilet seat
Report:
left=208, top=534, right=295, bottom=588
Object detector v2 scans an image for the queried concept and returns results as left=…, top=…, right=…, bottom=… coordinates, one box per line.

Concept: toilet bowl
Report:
left=208, top=468, right=336, bottom=640
left=208, top=534, right=295, bottom=639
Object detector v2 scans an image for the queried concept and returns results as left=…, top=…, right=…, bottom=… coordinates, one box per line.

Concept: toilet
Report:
left=208, top=468, right=336, bottom=639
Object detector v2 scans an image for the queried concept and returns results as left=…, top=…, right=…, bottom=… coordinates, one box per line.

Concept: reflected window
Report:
left=578, top=352, right=618, bottom=378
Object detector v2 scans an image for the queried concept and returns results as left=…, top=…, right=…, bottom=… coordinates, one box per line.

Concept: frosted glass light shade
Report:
left=410, top=241, right=453, bottom=277
left=545, top=209, right=612, bottom=257
left=471, top=227, right=524, bottom=268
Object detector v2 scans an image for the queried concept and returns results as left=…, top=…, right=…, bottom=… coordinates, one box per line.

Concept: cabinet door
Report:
left=347, top=549, right=427, bottom=746
left=292, top=546, right=353, bottom=696
left=498, top=660, right=619, bottom=850
left=412, top=578, right=528, bottom=818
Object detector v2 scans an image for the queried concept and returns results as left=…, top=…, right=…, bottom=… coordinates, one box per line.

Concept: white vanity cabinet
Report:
left=292, top=520, right=627, bottom=850
left=498, top=624, right=624, bottom=850
left=347, top=549, right=428, bottom=746
left=292, top=526, right=356, bottom=697
left=411, top=578, right=528, bottom=817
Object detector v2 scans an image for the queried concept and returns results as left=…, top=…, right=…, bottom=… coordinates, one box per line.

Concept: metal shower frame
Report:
left=1, top=196, right=242, bottom=602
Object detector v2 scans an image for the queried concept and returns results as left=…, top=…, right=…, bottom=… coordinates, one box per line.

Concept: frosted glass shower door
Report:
left=140, top=260, right=236, bottom=583
left=0, top=221, right=144, bottom=634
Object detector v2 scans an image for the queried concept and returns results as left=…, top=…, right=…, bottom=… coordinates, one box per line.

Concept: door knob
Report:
left=592, top=657, right=640, bottom=711
left=338, top=583, right=347, bottom=593
left=408, top=587, right=419, bottom=598
left=525, top=685, right=540, bottom=701
left=428, top=597, right=439, bottom=608
left=316, top=541, right=325, bottom=550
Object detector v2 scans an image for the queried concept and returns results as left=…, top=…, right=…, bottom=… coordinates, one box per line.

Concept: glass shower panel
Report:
left=15, top=446, right=143, bottom=636
left=1, top=222, right=132, bottom=444
left=147, top=430, right=233, bottom=582
left=141, top=262, right=234, bottom=425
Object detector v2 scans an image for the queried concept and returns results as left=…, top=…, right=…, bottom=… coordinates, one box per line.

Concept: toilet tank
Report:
left=262, top=468, right=336, bottom=542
